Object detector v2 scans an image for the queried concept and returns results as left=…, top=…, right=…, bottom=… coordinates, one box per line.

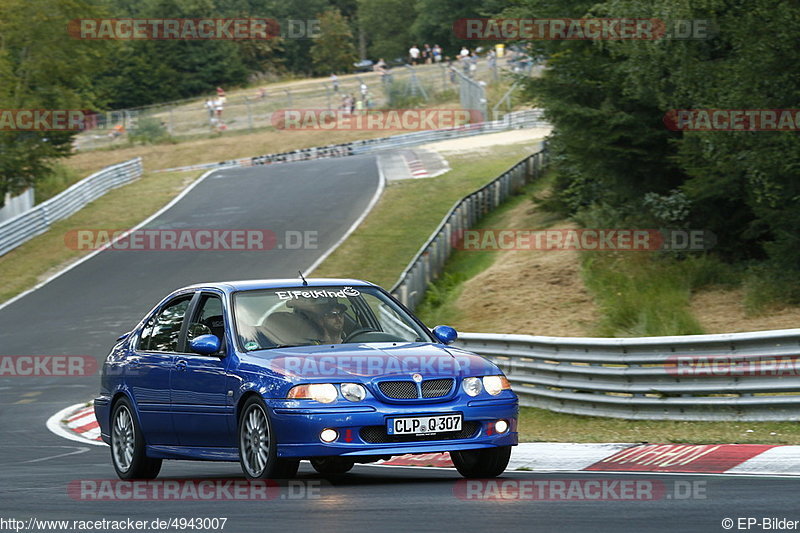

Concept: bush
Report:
left=128, top=117, right=171, bottom=145
left=384, top=77, right=428, bottom=108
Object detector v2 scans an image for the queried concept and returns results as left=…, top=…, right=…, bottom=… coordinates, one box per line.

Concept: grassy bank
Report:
left=581, top=252, right=739, bottom=337
left=414, top=177, right=555, bottom=327
left=312, top=143, right=544, bottom=286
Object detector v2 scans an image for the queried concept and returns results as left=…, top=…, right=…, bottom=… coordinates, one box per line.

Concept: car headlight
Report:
left=483, top=375, right=511, bottom=395
left=462, top=377, right=483, bottom=397
left=287, top=383, right=338, bottom=403
left=340, top=383, right=367, bottom=402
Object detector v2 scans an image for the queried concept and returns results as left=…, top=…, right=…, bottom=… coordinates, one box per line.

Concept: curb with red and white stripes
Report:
left=48, top=403, right=800, bottom=475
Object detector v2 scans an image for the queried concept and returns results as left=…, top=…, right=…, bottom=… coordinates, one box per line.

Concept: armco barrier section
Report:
left=0, top=158, right=142, bottom=257
left=390, top=141, right=548, bottom=310
left=454, top=330, right=800, bottom=421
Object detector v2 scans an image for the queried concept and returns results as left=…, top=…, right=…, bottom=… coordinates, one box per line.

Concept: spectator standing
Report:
left=432, top=44, right=442, bottom=63
left=409, top=44, right=420, bottom=65
left=424, top=44, right=433, bottom=64
left=214, top=97, right=224, bottom=121
left=330, top=73, right=339, bottom=93
left=205, top=98, right=215, bottom=125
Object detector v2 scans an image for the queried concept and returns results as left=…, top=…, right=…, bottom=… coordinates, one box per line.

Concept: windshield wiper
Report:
left=269, top=343, right=310, bottom=349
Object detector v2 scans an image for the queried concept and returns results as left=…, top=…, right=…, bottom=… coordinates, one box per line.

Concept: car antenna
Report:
left=298, top=270, right=308, bottom=286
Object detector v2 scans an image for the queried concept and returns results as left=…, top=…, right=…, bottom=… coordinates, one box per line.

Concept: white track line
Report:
left=304, top=156, right=386, bottom=275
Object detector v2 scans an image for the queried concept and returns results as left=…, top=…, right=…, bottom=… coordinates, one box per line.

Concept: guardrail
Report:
left=390, top=140, right=548, bottom=310
left=0, top=158, right=143, bottom=257
left=454, top=330, right=800, bottom=421
left=154, top=109, right=547, bottom=173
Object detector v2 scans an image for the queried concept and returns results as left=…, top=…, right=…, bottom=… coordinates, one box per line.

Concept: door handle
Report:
left=175, top=360, right=187, bottom=371
left=128, top=357, right=140, bottom=366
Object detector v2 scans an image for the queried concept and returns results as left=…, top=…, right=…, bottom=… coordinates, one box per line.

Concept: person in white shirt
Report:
left=409, top=45, right=420, bottom=65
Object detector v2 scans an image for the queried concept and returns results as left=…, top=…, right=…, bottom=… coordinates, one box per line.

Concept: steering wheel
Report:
left=343, top=327, right=375, bottom=343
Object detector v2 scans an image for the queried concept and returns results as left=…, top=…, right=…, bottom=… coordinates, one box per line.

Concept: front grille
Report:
left=421, top=378, right=454, bottom=398
left=378, top=381, right=417, bottom=399
left=360, top=421, right=481, bottom=444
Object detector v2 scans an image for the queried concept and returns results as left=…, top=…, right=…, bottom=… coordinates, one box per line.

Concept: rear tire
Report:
left=238, top=396, right=299, bottom=479
left=450, top=446, right=511, bottom=478
left=110, top=397, right=162, bottom=480
left=310, top=457, right=355, bottom=475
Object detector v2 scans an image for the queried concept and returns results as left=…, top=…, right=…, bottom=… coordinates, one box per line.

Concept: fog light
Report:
left=495, top=419, right=509, bottom=433
left=320, top=428, right=338, bottom=443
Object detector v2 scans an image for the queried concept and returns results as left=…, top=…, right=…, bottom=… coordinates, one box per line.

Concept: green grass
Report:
left=581, top=252, right=740, bottom=337
left=35, top=164, right=82, bottom=205
left=313, top=143, right=544, bottom=287
left=519, top=406, right=800, bottom=444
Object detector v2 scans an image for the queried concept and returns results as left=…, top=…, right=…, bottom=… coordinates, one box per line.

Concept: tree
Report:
left=358, top=0, right=413, bottom=62
left=310, top=8, right=358, bottom=75
left=0, top=0, right=110, bottom=201
left=411, top=0, right=485, bottom=57
left=509, top=0, right=800, bottom=284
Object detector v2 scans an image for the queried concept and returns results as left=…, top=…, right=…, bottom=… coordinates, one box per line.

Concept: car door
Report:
left=170, top=291, right=235, bottom=447
left=126, top=293, right=193, bottom=446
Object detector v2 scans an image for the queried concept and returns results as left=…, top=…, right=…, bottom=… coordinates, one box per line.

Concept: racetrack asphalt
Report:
left=0, top=155, right=798, bottom=533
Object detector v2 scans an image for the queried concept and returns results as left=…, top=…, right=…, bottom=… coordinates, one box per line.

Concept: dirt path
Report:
left=690, top=289, right=800, bottom=333
left=449, top=198, right=598, bottom=336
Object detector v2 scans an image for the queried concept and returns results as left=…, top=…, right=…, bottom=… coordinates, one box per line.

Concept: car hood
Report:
left=245, top=342, right=498, bottom=380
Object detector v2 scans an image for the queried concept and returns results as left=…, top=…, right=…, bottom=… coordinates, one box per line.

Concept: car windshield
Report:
left=233, top=285, right=432, bottom=351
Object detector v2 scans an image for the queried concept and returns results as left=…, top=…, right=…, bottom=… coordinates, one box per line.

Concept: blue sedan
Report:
left=94, top=278, right=518, bottom=479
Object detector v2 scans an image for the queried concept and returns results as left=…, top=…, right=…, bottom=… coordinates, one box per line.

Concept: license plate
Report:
left=387, top=414, right=462, bottom=435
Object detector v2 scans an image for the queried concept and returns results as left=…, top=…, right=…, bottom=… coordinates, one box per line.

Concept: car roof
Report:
left=179, top=278, right=377, bottom=295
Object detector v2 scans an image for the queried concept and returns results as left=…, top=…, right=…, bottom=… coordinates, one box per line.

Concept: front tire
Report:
left=310, top=457, right=354, bottom=475
left=450, top=446, right=511, bottom=478
left=110, top=397, right=162, bottom=480
left=238, top=396, right=299, bottom=479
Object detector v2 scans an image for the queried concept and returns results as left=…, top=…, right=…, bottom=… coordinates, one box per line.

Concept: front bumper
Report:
left=267, top=397, right=518, bottom=459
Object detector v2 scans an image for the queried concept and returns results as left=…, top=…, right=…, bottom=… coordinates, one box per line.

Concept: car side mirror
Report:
left=432, top=325, right=458, bottom=345
left=190, top=334, right=222, bottom=356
